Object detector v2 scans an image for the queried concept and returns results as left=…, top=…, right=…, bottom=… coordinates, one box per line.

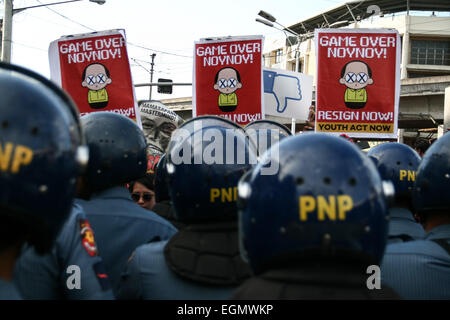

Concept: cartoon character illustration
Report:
left=82, top=63, right=112, bottom=109
left=213, top=67, right=242, bottom=112
left=339, top=60, right=373, bottom=109
left=79, top=219, right=98, bottom=257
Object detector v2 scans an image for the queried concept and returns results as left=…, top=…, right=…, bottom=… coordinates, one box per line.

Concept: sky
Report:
left=2, top=0, right=350, bottom=100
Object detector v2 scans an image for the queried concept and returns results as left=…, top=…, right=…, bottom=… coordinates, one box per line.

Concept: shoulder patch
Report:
left=79, top=219, right=99, bottom=257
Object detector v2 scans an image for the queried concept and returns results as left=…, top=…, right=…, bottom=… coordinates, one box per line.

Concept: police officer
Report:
left=0, top=63, right=87, bottom=299
left=13, top=202, right=114, bottom=299
left=11, top=65, right=114, bottom=299
left=232, top=133, right=399, bottom=299
left=151, top=154, right=184, bottom=230
left=76, top=112, right=177, bottom=296
left=381, top=133, right=450, bottom=299
left=367, top=143, right=424, bottom=243
left=118, top=116, right=255, bottom=299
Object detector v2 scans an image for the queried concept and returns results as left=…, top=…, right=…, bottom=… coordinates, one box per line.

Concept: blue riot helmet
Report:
left=367, top=143, right=421, bottom=202
left=81, top=112, right=147, bottom=193
left=167, top=116, right=256, bottom=158
left=167, top=115, right=250, bottom=154
left=244, top=120, right=292, bottom=136
left=154, top=153, right=170, bottom=202
left=413, top=133, right=450, bottom=219
left=0, top=62, right=88, bottom=254
left=166, top=116, right=257, bottom=222
left=244, top=120, right=292, bottom=157
left=238, top=133, right=393, bottom=274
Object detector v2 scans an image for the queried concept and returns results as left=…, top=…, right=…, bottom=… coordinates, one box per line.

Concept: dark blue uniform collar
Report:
left=426, top=224, right=450, bottom=240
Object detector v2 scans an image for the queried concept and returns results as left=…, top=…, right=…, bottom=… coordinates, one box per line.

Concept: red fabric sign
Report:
left=315, top=29, right=400, bottom=139
left=49, top=30, right=140, bottom=122
left=193, top=36, right=264, bottom=125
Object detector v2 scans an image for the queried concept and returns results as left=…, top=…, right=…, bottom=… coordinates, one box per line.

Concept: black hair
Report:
left=82, top=62, right=111, bottom=81
left=128, top=173, right=155, bottom=193
left=214, top=67, right=241, bottom=84
left=414, top=138, right=430, bottom=154
left=340, top=60, right=372, bottom=78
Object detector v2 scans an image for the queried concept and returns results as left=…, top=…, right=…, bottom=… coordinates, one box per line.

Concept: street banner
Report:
left=315, top=29, right=400, bottom=139
left=263, top=67, right=313, bottom=120
left=49, top=29, right=141, bottom=125
left=193, top=35, right=264, bottom=125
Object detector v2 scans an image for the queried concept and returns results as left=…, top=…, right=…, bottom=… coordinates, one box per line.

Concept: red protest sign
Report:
left=49, top=29, right=140, bottom=124
left=315, top=29, right=400, bottom=139
left=193, top=36, right=264, bottom=125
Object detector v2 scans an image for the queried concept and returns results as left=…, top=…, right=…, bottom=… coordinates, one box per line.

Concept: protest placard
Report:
left=315, top=29, right=400, bottom=139
left=263, top=67, right=313, bottom=120
left=193, top=36, right=264, bottom=125
left=49, top=29, right=140, bottom=124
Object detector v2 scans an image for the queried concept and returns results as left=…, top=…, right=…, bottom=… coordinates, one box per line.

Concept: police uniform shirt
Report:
left=117, top=240, right=236, bottom=300
left=387, top=207, right=425, bottom=243
left=13, top=204, right=114, bottom=300
left=76, top=186, right=177, bottom=296
left=381, top=224, right=450, bottom=299
left=0, top=279, right=22, bottom=300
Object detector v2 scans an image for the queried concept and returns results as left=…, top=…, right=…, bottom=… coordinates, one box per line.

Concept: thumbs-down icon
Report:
left=263, top=70, right=302, bottom=113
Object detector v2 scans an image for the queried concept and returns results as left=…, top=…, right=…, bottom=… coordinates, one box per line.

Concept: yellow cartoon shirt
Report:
left=218, top=93, right=238, bottom=107
left=88, top=88, right=108, bottom=104
left=344, top=88, right=367, bottom=103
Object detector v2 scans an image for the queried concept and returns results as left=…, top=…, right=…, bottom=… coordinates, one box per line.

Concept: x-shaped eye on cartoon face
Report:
left=218, top=77, right=237, bottom=89
left=345, top=72, right=356, bottom=83
left=218, top=78, right=227, bottom=89
left=357, top=73, right=368, bottom=83
left=86, top=73, right=107, bottom=86
left=97, top=73, right=106, bottom=84
left=344, top=72, right=368, bottom=84
left=87, top=75, right=95, bottom=86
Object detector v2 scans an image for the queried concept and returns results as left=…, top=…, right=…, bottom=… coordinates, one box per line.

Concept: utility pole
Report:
left=149, top=53, right=156, bottom=100
left=0, top=19, right=3, bottom=55
left=291, top=34, right=301, bottom=133
left=2, top=0, right=13, bottom=62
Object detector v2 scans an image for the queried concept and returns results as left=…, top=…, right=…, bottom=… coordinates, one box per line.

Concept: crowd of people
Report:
left=1, top=62, right=449, bottom=300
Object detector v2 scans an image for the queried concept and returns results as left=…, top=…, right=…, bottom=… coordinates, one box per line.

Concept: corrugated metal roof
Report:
left=288, top=0, right=450, bottom=36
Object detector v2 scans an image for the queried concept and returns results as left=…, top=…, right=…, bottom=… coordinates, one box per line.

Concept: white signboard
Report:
left=263, top=67, right=313, bottom=120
